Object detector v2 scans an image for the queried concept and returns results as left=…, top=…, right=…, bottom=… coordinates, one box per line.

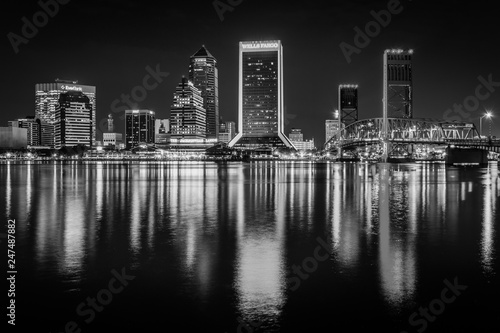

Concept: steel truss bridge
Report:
left=324, top=118, right=500, bottom=157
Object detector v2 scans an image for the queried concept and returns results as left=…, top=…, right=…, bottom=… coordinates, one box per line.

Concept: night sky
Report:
left=2, top=0, right=500, bottom=144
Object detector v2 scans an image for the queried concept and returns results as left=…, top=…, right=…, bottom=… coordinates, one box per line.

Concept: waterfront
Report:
left=1, top=161, right=499, bottom=332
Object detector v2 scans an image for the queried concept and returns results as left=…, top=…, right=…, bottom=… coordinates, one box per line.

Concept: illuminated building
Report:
left=35, top=79, right=96, bottom=147
left=170, top=77, right=206, bottom=140
left=289, top=128, right=303, bottom=141
left=218, top=121, right=236, bottom=143
left=155, top=119, right=170, bottom=146
left=189, top=45, right=219, bottom=139
left=54, top=91, right=93, bottom=149
left=383, top=49, right=413, bottom=119
left=325, top=110, right=340, bottom=144
left=103, top=114, right=123, bottom=148
left=339, top=84, right=358, bottom=126
left=288, top=128, right=314, bottom=151
left=228, top=40, right=294, bottom=149
left=103, top=133, right=123, bottom=147
left=8, top=117, right=45, bottom=147
left=125, top=109, right=155, bottom=149
left=0, top=127, right=27, bottom=149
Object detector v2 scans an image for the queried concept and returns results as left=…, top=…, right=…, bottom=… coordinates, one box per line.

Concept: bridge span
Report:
left=324, top=118, right=500, bottom=161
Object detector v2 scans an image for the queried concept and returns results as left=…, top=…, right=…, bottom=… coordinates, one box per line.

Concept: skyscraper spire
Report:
left=189, top=45, right=219, bottom=139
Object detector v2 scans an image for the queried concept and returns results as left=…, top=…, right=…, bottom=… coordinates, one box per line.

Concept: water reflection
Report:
left=0, top=161, right=499, bottom=331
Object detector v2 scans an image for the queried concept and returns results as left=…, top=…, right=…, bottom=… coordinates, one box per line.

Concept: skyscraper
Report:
left=54, top=91, right=93, bottom=149
left=170, top=77, right=206, bottom=140
left=339, top=84, right=358, bottom=126
left=189, top=45, right=219, bottom=139
left=229, top=40, right=294, bottom=149
left=35, top=80, right=96, bottom=147
left=125, top=109, right=155, bottom=149
left=383, top=49, right=413, bottom=119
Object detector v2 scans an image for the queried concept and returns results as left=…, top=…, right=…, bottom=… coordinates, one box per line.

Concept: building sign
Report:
left=60, top=85, right=83, bottom=92
left=241, top=41, right=280, bottom=50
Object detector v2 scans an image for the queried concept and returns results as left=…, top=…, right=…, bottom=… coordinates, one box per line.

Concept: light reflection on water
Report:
left=0, top=161, right=499, bottom=331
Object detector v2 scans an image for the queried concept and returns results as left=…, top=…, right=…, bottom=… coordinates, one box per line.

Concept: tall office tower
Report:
left=107, top=114, right=114, bottom=132
left=170, top=77, right=206, bottom=140
left=189, top=45, right=219, bottom=139
left=289, top=128, right=304, bottom=142
left=35, top=80, right=96, bottom=147
left=125, top=110, right=155, bottom=149
left=54, top=91, right=93, bottom=149
left=383, top=49, right=413, bottom=119
left=339, top=84, right=358, bottom=126
left=229, top=40, right=294, bottom=149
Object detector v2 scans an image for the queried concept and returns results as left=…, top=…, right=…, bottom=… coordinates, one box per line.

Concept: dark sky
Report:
left=2, top=0, right=500, bottom=143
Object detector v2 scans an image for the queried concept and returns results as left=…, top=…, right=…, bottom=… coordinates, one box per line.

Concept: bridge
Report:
left=324, top=118, right=500, bottom=161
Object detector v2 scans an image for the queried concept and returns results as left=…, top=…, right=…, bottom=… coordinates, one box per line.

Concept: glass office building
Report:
left=229, top=40, right=293, bottom=149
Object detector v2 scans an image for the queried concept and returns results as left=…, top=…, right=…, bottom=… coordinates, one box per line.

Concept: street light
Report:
left=480, top=111, right=493, bottom=138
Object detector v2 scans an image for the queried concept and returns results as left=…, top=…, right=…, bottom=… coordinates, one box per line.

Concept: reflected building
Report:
left=229, top=40, right=294, bottom=149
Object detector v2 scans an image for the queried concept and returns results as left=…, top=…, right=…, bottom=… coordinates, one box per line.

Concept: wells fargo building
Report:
left=229, top=40, right=294, bottom=149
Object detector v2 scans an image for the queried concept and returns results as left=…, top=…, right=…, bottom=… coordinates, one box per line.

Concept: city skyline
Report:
left=3, top=0, right=500, bottom=144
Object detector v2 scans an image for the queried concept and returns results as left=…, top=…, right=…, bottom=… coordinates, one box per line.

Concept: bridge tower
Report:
left=382, top=49, right=413, bottom=161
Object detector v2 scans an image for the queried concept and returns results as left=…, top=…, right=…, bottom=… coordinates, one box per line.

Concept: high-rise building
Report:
left=339, top=84, right=358, bottom=126
left=289, top=128, right=303, bottom=142
left=218, top=121, right=236, bottom=143
left=229, top=40, right=294, bottom=149
left=54, top=91, right=93, bottom=149
left=35, top=80, right=96, bottom=147
left=325, top=119, right=340, bottom=144
left=189, top=45, right=219, bottom=139
left=125, top=110, right=155, bottom=149
left=9, top=117, right=40, bottom=146
left=383, top=49, right=413, bottom=119
left=170, top=77, right=206, bottom=140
